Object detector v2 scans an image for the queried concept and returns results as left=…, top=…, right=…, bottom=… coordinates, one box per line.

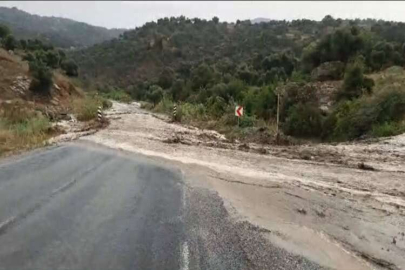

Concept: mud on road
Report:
left=81, top=101, right=405, bottom=270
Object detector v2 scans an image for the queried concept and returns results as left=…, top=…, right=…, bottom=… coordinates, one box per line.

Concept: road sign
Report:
left=235, top=105, right=243, bottom=117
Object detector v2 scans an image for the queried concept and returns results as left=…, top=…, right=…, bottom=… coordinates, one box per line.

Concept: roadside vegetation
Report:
left=0, top=101, right=52, bottom=156
left=70, top=93, right=112, bottom=121
left=0, top=25, right=112, bottom=157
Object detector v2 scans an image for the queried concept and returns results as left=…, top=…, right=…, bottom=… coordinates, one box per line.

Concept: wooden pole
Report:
left=276, top=93, right=280, bottom=135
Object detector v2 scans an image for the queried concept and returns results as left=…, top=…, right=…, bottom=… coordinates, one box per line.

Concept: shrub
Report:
left=283, top=103, right=323, bottom=137
left=371, top=122, right=405, bottom=137
left=328, top=88, right=405, bottom=140
left=206, top=96, right=227, bottom=118
left=0, top=24, right=10, bottom=38
left=153, top=95, right=174, bottom=114
left=29, top=60, right=53, bottom=95
left=101, top=89, right=132, bottom=103
left=2, top=35, right=17, bottom=51
left=147, top=85, right=163, bottom=106
left=180, top=103, right=207, bottom=122
left=61, top=60, right=79, bottom=77
left=71, top=96, right=100, bottom=121
left=0, top=109, right=51, bottom=156
left=102, top=98, right=113, bottom=109
left=279, top=82, right=318, bottom=121
left=336, top=61, right=374, bottom=101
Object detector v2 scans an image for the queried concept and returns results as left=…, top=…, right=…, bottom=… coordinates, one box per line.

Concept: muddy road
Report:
left=79, top=101, right=405, bottom=270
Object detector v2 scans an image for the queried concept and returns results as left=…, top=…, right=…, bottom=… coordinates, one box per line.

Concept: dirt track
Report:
left=81, top=101, right=405, bottom=270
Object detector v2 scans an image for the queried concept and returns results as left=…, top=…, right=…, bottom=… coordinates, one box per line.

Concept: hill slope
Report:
left=71, top=17, right=319, bottom=89
left=0, top=7, right=125, bottom=48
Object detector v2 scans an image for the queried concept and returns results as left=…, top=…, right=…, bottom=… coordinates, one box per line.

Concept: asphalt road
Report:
left=0, top=142, right=324, bottom=270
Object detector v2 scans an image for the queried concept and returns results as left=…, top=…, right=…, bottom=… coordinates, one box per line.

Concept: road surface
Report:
left=0, top=142, right=323, bottom=270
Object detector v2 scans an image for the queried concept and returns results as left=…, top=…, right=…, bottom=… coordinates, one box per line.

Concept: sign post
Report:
left=235, top=105, right=243, bottom=126
left=173, top=104, right=177, bottom=121
left=97, top=106, right=103, bottom=122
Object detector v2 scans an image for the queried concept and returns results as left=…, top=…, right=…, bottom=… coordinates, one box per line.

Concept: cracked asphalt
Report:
left=0, top=142, right=324, bottom=270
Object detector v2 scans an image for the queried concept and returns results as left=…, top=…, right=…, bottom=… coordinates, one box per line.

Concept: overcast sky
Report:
left=0, top=1, right=404, bottom=29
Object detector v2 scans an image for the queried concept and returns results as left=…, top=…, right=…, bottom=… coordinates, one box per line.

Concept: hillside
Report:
left=0, top=7, right=125, bottom=48
left=71, top=17, right=320, bottom=88
left=71, top=15, right=405, bottom=142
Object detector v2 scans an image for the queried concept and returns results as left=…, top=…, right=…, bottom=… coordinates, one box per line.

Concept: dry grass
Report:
left=0, top=111, right=52, bottom=157
left=70, top=94, right=104, bottom=121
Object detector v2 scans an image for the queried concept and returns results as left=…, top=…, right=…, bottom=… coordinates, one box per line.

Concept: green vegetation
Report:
left=71, top=95, right=101, bottom=121
left=0, top=102, right=52, bottom=156
left=28, top=60, right=53, bottom=95
left=100, top=89, right=132, bottom=103
left=68, top=15, right=405, bottom=142
left=0, top=7, right=124, bottom=48
left=0, top=26, right=80, bottom=97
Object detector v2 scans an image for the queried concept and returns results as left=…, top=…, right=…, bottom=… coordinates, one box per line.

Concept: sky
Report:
left=0, top=1, right=404, bottom=29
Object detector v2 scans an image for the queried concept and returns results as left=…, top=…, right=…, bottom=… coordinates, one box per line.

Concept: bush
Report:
left=153, top=95, right=174, bottom=114
left=180, top=103, right=207, bottom=122
left=0, top=24, right=10, bottom=38
left=279, top=82, right=318, bottom=121
left=283, top=103, right=323, bottom=137
left=371, top=122, right=405, bottom=137
left=0, top=106, right=51, bottom=156
left=102, top=98, right=113, bottom=109
left=147, top=85, right=163, bottom=106
left=336, top=61, right=374, bottom=101
left=101, top=89, right=132, bottom=103
left=29, top=60, right=53, bottom=95
left=61, top=60, right=79, bottom=77
left=71, top=96, right=100, bottom=121
left=328, top=88, right=405, bottom=140
left=2, top=35, right=17, bottom=51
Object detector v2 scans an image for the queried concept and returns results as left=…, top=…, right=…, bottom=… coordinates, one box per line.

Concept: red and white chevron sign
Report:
left=235, top=105, right=243, bottom=117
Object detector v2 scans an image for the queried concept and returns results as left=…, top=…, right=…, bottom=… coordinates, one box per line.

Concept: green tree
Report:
left=61, top=60, right=79, bottom=77
left=2, top=35, right=17, bottom=51
left=0, top=24, right=10, bottom=38
left=191, top=63, right=214, bottom=90
left=29, top=60, right=53, bottom=95
left=148, top=85, right=163, bottom=105
left=45, top=50, right=60, bottom=68
left=337, top=60, right=374, bottom=101
left=20, top=39, right=27, bottom=50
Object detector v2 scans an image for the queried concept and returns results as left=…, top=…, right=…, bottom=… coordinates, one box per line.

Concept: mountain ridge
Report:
left=0, top=6, right=125, bottom=48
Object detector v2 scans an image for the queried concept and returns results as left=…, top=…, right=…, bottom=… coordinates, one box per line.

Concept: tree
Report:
left=20, top=39, right=27, bottom=50
left=158, top=67, right=175, bottom=89
left=212, top=16, right=219, bottom=24
left=29, top=60, right=53, bottom=95
left=147, top=85, right=163, bottom=105
left=191, top=63, right=214, bottom=89
left=2, top=35, right=17, bottom=51
left=0, top=24, right=10, bottom=38
left=61, top=60, right=79, bottom=77
left=45, top=50, right=60, bottom=68
left=337, top=60, right=374, bottom=101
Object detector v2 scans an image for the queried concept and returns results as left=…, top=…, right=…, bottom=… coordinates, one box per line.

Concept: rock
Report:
left=297, top=208, right=307, bottom=215
left=358, top=162, right=376, bottom=171
left=311, top=61, right=344, bottom=81
left=238, top=143, right=250, bottom=151
left=315, top=209, right=326, bottom=218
